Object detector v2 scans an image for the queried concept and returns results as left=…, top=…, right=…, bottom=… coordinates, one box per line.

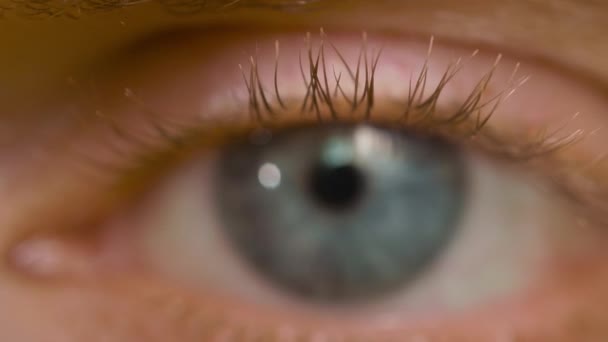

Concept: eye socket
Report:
left=7, top=29, right=608, bottom=339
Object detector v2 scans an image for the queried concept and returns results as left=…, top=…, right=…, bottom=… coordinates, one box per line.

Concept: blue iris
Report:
left=216, top=125, right=467, bottom=302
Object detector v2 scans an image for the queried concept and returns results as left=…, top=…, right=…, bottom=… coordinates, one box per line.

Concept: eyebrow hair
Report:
left=1, top=0, right=325, bottom=18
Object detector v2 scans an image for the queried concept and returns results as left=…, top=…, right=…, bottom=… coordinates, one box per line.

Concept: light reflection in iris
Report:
left=258, top=162, right=282, bottom=189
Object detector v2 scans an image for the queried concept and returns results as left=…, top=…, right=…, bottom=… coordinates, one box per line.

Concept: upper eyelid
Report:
left=78, top=29, right=596, bottom=150
left=67, top=33, right=588, bottom=176
left=88, top=30, right=608, bottom=208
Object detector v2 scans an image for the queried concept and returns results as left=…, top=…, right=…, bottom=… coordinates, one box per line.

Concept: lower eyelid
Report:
left=7, top=150, right=605, bottom=338
left=7, top=238, right=608, bottom=341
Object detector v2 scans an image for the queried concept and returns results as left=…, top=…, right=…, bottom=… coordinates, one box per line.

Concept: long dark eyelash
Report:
left=238, top=30, right=581, bottom=161
left=237, top=31, right=605, bottom=227
left=76, top=30, right=584, bottom=177
left=76, top=30, right=586, bottom=184
left=66, top=30, right=608, bottom=232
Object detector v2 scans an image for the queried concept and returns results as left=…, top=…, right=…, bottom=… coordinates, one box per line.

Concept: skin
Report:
left=1, top=0, right=608, bottom=340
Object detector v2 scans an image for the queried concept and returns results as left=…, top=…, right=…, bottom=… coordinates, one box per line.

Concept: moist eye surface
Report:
left=216, top=124, right=468, bottom=303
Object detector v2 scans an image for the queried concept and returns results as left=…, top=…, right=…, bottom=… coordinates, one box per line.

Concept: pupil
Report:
left=310, top=163, right=365, bottom=210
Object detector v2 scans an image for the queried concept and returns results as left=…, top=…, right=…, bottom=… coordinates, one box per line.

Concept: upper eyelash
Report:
left=237, top=30, right=582, bottom=161
left=71, top=31, right=588, bottom=186
left=81, top=29, right=584, bottom=174
left=233, top=32, right=608, bottom=228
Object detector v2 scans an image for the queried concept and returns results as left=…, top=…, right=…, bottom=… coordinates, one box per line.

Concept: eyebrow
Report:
left=1, top=0, right=325, bottom=18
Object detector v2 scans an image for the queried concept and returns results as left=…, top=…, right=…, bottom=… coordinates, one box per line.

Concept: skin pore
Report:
left=1, top=0, right=608, bottom=341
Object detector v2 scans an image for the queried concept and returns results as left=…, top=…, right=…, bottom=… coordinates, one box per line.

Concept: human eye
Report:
left=2, top=2, right=608, bottom=341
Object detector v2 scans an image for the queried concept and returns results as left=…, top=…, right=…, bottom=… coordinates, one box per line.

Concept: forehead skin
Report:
left=0, top=0, right=607, bottom=102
